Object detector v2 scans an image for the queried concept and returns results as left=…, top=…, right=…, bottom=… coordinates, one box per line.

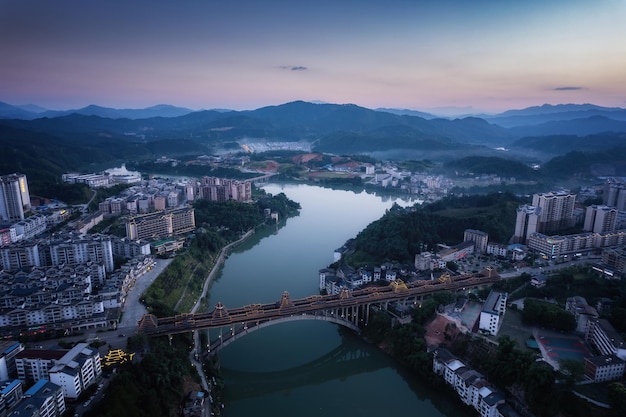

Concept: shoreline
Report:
left=188, top=228, right=256, bottom=403
left=190, top=228, right=256, bottom=314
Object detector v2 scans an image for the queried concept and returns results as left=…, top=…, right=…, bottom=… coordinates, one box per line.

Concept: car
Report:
left=118, top=334, right=126, bottom=337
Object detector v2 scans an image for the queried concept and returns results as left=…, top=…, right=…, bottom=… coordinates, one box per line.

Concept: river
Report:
left=206, top=183, right=473, bottom=417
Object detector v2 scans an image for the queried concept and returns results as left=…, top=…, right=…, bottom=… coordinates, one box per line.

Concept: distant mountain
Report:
left=0, top=101, right=196, bottom=120
left=0, top=101, right=38, bottom=119
left=510, top=132, right=626, bottom=154
left=375, top=107, right=439, bottom=120
left=486, top=103, right=626, bottom=128
left=5, top=99, right=626, bottom=160
left=16, top=104, right=48, bottom=113
left=541, top=146, right=626, bottom=178
left=508, top=116, right=626, bottom=137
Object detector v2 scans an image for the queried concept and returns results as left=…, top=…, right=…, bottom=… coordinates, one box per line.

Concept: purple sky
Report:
left=1, top=0, right=625, bottom=113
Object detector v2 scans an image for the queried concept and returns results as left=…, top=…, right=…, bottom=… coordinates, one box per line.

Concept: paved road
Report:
left=119, top=258, right=172, bottom=328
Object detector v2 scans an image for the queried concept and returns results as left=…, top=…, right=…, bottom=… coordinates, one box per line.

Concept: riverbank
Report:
left=190, top=229, right=255, bottom=315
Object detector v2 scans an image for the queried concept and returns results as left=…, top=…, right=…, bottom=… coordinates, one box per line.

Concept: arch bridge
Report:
left=138, top=268, right=499, bottom=355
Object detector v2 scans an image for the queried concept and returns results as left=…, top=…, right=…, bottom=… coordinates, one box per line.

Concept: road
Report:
left=499, top=256, right=601, bottom=279
left=119, top=258, right=172, bottom=329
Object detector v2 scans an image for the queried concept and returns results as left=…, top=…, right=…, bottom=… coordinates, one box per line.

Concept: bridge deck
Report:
left=138, top=268, right=500, bottom=337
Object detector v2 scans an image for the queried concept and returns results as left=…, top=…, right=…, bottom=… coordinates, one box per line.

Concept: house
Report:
left=432, top=348, right=507, bottom=417
left=530, top=274, right=547, bottom=288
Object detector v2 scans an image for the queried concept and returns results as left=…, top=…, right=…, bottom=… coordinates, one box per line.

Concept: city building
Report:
left=0, top=341, right=24, bottom=380
left=584, top=355, right=625, bottom=382
left=125, top=207, right=195, bottom=240
left=13, top=379, right=66, bottom=417
left=531, top=191, right=577, bottom=234
left=0, top=263, right=110, bottom=334
left=0, top=379, right=23, bottom=412
left=527, top=230, right=626, bottom=260
left=586, top=318, right=626, bottom=360
left=12, top=215, right=47, bottom=242
left=603, top=178, right=626, bottom=211
left=0, top=233, right=114, bottom=274
left=198, top=176, right=252, bottom=202
left=565, top=296, right=598, bottom=334
left=601, top=247, right=626, bottom=276
left=61, top=173, right=109, bottom=188
left=512, top=204, right=539, bottom=244
left=584, top=205, right=617, bottom=234
left=432, top=348, right=510, bottom=417
left=478, top=291, right=507, bottom=336
left=0, top=174, right=30, bottom=226
left=464, top=229, right=488, bottom=254
left=15, top=350, right=66, bottom=383
left=48, top=343, right=102, bottom=399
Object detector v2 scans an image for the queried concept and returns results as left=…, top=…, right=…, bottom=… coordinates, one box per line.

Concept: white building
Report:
left=14, top=379, right=66, bottom=417
left=584, top=355, right=625, bottom=382
left=478, top=291, right=507, bottom=336
left=432, top=348, right=506, bottom=417
left=48, top=343, right=101, bottom=399
left=586, top=318, right=626, bottom=360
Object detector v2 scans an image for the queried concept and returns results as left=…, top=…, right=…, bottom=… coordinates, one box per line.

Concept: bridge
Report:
left=138, top=268, right=499, bottom=354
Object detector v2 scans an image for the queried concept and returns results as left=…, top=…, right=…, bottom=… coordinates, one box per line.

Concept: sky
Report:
left=1, top=0, right=625, bottom=114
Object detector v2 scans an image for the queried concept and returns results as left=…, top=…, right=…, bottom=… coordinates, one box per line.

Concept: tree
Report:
left=525, top=362, right=558, bottom=417
left=558, top=358, right=585, bottom=388
left=608, top=382, right=626, bottom=413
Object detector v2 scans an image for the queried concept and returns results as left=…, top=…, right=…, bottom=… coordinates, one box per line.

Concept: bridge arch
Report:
left=207, top=313, right=360, bottom=355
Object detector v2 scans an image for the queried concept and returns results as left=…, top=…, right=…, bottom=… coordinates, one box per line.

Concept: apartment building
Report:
left=15, top=350, right=66, bottom=383
left=432, top=348, right=511, bottom=417
left=464, top=229, right=489, bottom=254
left=125, top=207, right=195, bottom=240
left=0, top=234, right=114, bottom=273
left=13, top=379, right=66, bottom=417
left=586, top=318, right=626, bottom=360
left=0, top=174, right=30, bottom=225
left=532, top=191, right=576, bottom=234
left=512, top=204, right=539, bottom=244
left=48, top=343, right=102, bottom=399
left=584, top=205, right=617, bottom=234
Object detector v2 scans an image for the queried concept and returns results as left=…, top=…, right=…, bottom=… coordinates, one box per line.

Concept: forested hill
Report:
left=345, top=193, right=521, bottom=266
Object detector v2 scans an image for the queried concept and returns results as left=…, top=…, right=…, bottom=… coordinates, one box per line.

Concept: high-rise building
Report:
left=0, top=173, right=31, bottom=225
left=512, top=204, right=539, bottom=244
left=603, top=178, right=626, bottom=211
left=584, top=205, right=618, bottom=234
left=464, top=229, right=488, bottom=254
left=532, top=191, right=576, bottom=234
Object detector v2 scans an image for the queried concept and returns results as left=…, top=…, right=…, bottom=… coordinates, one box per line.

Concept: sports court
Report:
left=534, top=330, right=592, bottom=368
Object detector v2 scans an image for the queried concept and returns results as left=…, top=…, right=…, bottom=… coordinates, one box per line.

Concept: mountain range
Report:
left=1, top=99, right=626, bottom=191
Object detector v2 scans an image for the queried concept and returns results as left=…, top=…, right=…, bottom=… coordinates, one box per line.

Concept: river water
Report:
left=206, top=183, right=472, bottom=417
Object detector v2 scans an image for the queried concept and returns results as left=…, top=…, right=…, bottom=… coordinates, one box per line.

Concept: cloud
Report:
left=553, top=86, right=583, bottom=91
left=280, top=65, right=308, bottom=71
